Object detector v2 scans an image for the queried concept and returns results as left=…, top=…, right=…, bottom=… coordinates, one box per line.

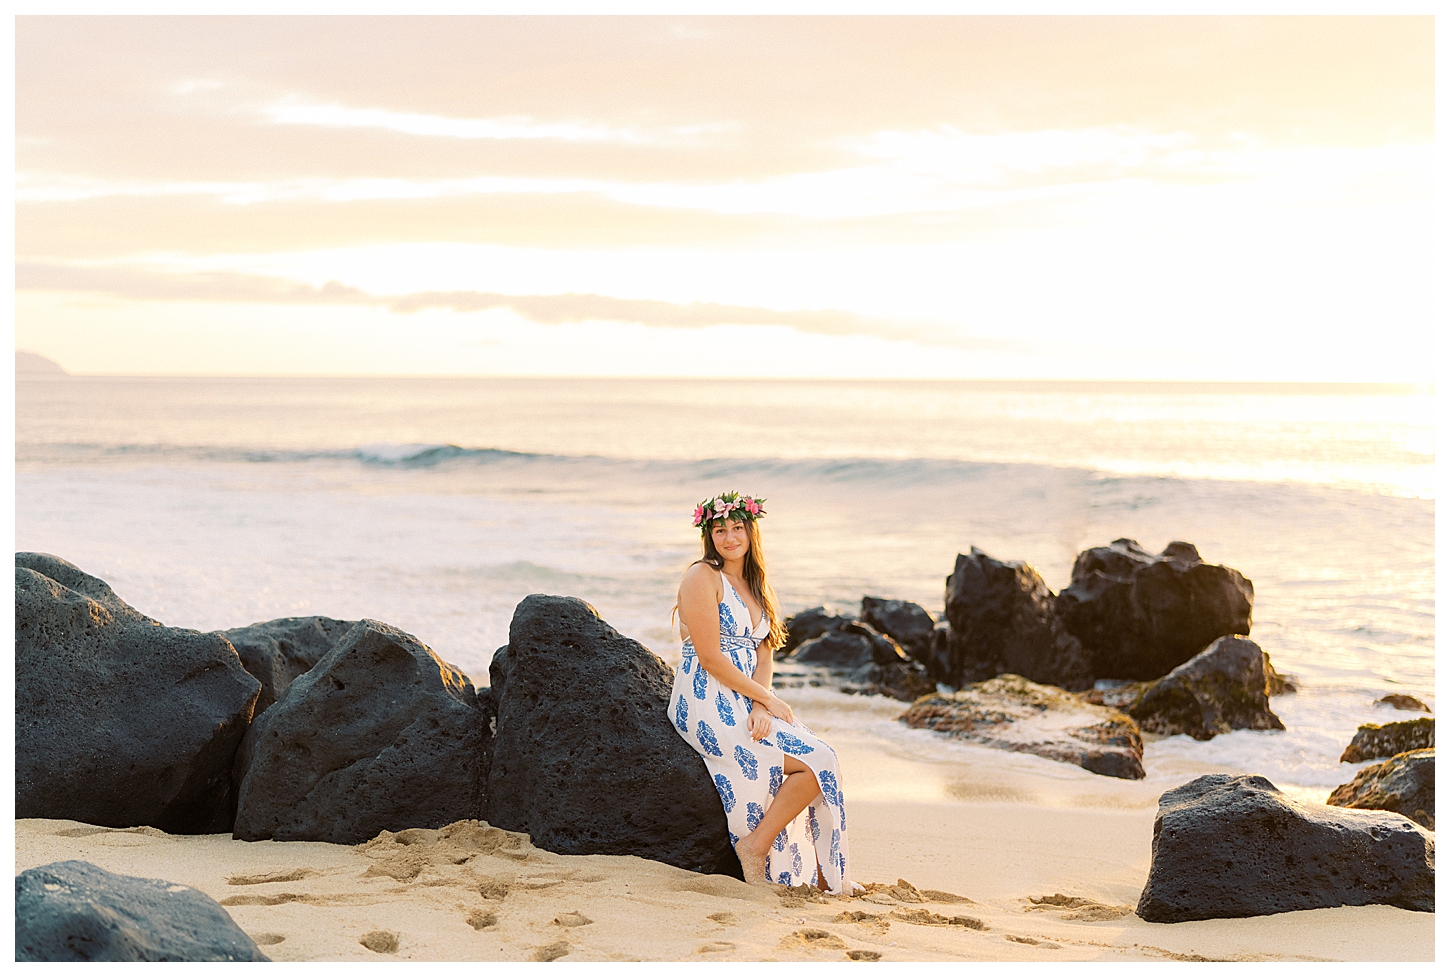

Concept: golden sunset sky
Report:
left=13, top=14, right=1435, bottom=379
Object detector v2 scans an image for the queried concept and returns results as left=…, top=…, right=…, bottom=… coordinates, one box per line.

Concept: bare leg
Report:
left=735, top=754, right=820, bottom=886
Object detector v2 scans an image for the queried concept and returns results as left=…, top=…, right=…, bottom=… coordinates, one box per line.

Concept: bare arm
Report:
left=678, top=565, right=793, bottom=721
left=751, top=639, right=773, bottom=690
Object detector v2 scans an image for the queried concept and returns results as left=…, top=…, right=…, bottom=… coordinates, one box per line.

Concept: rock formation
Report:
left=485, top=595, right=740, bottom=877
left=1340, top=718, right=1435, bottom=763
left=860, top=596, right=936, bottom=663
left=232, top=620, right=486, bottom=845
left=778, top=606, right=855, bottom=658
left=15, top=553, right=260, bottom=834
left=1264, top=655, right=1297, bottom=695
left=777, top=612, right=935, bottom=702
left=899, top=674, right=1145, bottom=779
left=1056, top=539, right=1253, bottom=680
left=790, top=621, right=908, bottom=671
left=852, top=660, right=937, bottom=703
left=942, top=548, right=1093, bottom=692
left=1124, top=636, right=1284, bottom=741
left=1136, top=774, right=1435, bottom=922
left=223, top=615, right=358, bottom=715
left=1328, top=749, right=1434, bottom=830
left=1376, top=694, right=1432, bottom=713
left=15, top=860, right=268, bottom=962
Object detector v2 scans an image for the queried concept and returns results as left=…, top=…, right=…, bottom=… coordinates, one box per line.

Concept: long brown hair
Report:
left=674, top=516, right=787, bottom=656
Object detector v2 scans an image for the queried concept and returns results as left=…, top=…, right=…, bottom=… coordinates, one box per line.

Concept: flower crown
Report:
left=692, top=491, right=766, bottom=529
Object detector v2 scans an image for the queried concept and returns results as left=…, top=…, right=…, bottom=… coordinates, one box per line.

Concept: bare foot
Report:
left=735, top=835, right=769, bottom=886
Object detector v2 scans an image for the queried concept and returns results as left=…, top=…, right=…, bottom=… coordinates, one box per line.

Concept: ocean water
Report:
left=14, top=377, right=1434, bottom=799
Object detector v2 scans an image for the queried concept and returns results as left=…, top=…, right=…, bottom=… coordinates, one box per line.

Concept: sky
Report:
left=12, top=14, right=1437, bottom=380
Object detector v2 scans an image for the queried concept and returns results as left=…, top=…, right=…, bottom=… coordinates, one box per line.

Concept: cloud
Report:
left=258, top=99, right=674, bottom=145
left=16, top=262, right=372, bottom=305
left=16, top=261, right=1002, bottom=350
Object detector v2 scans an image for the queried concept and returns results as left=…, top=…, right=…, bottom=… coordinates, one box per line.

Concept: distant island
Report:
left=16, top=351, right=68, bottom=375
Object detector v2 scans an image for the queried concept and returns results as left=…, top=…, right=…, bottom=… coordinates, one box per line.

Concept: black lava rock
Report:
left=15, top=553, right=260, bottom=834
left=1136, top=774, right=1435, bottom=922
left=791, top=621, right=908, bottom=671
left=860, top=596, right=936, bottom=663
left=223, top=615, right=358, bottom=715
left=1328, top=749, right=1435, bottom=830
left=1340, top=718, right=1435, bottom=763
left=779, top=605, right=855, bottom=658
left=1127, top=636, right=1284, bottom=741
left=233, top=620, right=487, bottom=845
left=922, top=620, right=953, bottom=684
left=1376, top=694, right=1431, bottom=713
left=485, top=594, right=740, bottom=878
left=861, top=659, right=938, bottom=703
left=15, top=860, right=268, bottom=962
left=942, top=547, right=1093, bottom=691
left=1057, top=539, right=1253, bottom=681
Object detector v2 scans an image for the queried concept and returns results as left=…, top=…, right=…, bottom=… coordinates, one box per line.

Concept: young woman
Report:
left=670, top=491, right=857, bottom=894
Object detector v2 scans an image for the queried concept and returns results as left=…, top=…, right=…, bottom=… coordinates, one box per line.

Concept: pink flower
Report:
left=693, top=504, right=706, bottom=525
left=744, top=498, right=760, bottom=515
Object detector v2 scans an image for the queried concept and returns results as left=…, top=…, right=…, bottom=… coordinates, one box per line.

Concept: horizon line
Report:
left=12, top=372, right=1434, bottom=391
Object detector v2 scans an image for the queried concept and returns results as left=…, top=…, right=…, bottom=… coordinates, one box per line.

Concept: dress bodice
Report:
left=719, top=574, right=771, bottom=643
left=681, top=571, right=769, bottom=667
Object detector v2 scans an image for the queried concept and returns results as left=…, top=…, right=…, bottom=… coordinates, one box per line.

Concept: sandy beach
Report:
left=17, top=712, right=1433, bottom=963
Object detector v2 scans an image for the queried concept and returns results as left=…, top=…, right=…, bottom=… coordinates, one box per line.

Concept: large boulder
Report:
left=233, top=620, right=487, bottom=845
left=223, top=615, right=358, bottom=715
left=942, top=548, right=1093, bottom=692
left=1136, top=774, right=1434, bottom=922
left=1125, top=636, right=1284, bottom=741
left=899, top=674, right=1145, bottom=779
left=786, top=621, right=934, bottom=702
left=860, top=596, right=936, bottom=663
left=1056, top=539, right=1253, bottom=680
left=1328, top=749, right=1434, bottom=830
left=485, top=594, right=739, bottom=877
left=16, top=860, right=268, bottom=962
left=778, top=605, right=854, bottom=658
left=15, top=553, right=260, bottom=834
left=851, top=660, right=938, bottom=703
left=790, top=621, right=907, bottom=671
left=1340, top=718, right=1435, bottom=763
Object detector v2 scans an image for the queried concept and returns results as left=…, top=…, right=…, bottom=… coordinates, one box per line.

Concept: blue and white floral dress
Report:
left=671, top=574, right=855, bottom=894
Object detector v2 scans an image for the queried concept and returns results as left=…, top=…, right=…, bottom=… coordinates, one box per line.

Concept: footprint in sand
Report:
left=697, top=941, right=735, bottom=954
left=858, top=879, right=975, bottom=906
left=228, top=868, right=320, bottom=886
left=1027, top=893, right=1132, bottom=922
left=781, top=928, right=848, bottom=951
left=478, top=879, right=511, bottom=900
left=835, top=911, right=890, bottom=934
left=531, top=940, right=571, bottom=961
left=1005, top=934, right=1060, bottom=949
left=466, top=910, right=497, bottom=930
left=250, top=933, right=286, bottom=946
left=890, top=908, right=987, bottom=931
left=553, top=912, right=593, bottom=928
left=846, top=949, right=882, bottom=961
left=707, top=912, right=738, bottom=926
left=360, top=930, right=399, bottom=954
left=220, top=893, right=310, bottom=907
left=53, top=825, right=166, bottom=840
